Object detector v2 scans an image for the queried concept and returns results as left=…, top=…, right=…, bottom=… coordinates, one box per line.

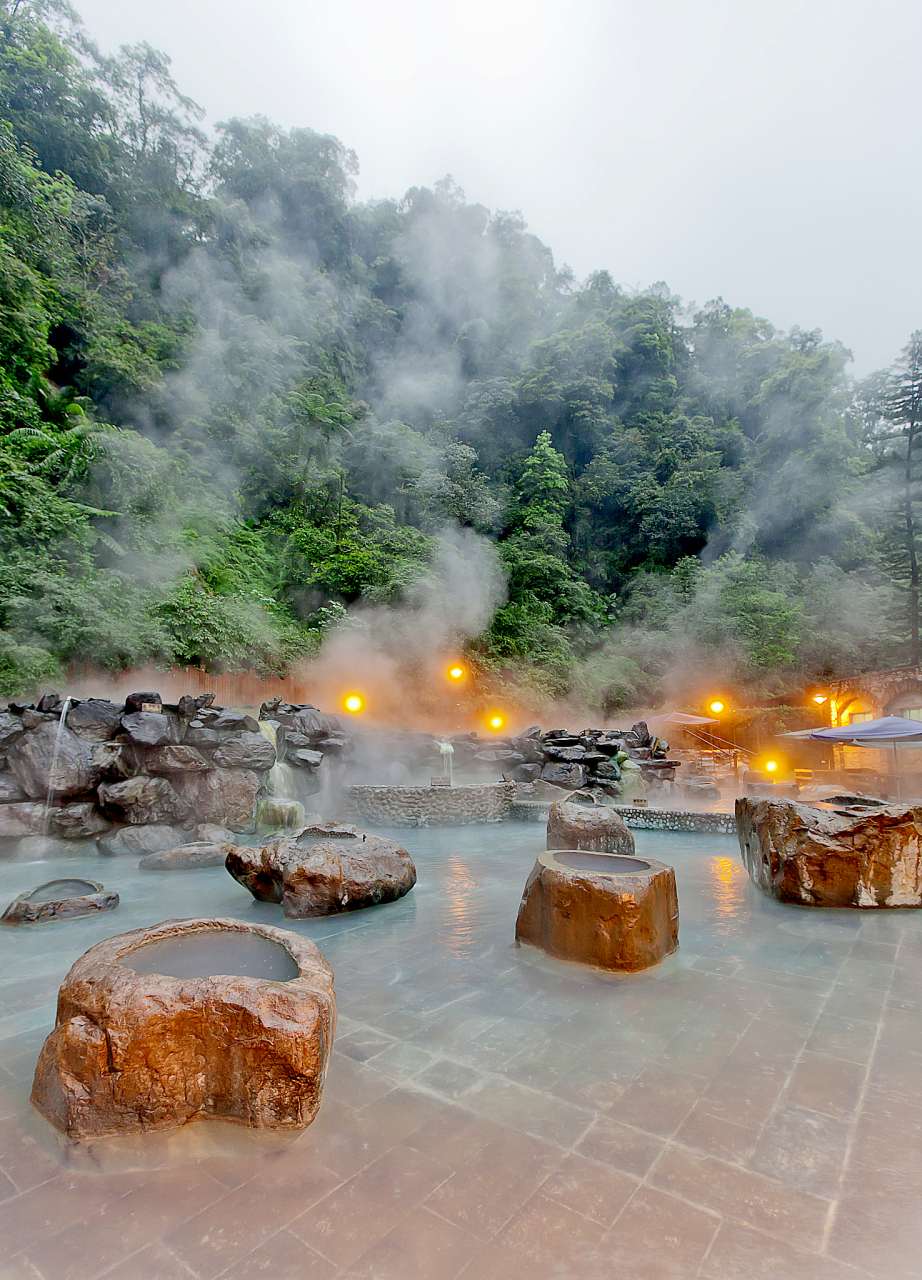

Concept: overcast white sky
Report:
left=77, top=0, right=920, bottom=375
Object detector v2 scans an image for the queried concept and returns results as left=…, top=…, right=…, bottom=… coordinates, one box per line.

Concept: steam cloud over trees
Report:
left=0, top=0, right=916, bottom=712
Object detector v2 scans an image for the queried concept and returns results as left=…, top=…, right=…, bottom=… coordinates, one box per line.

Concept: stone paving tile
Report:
left=539, top=1150, right=639, bottom=1226
left=0, top=1254, right=47, bottom=1280
left=695, top=1063, right=787, bottom=1130
left=604, top=1062, right=709, bottom=1137
left=401, top=1104, right=496, bottom=1168
left=807, top=1012, right=881, bottom=1064
left=217, top=1229, right=337, bottom=1280
left=424, top=1127, right=561, bottom=1241
left=673, top=1103, right=760, bottom=1165
left=0, top=1115, right=71, bottom=1194
left=781, top=1051, right=867, bottom=1121
left=341, top=1205, right=481, bottom=1280
left=413, top=1058, right=483, bottom=1100
left=459, top=1073, right=594, bottom=1147
left=456, top=1192, right=611, bottom=1280
left=27, top=1167, right=227, bottom=1280
left=574, top=1115, right=665, bottom=1178
left=165, top=1157, right=343, bottom=1280
left=699, top=1221, right=871, bottom=1279
left=650, top=1143, right=831, bottom=1251
left=848, top=1090, right=922, bottom=1176
left=827, top=1164, right=922, bottom=1279
left=97, top=1242, right=200, bottom=1280
left=603, top=1185, right=720, bottom=1280
left=288, top=1144, right=453, bottom=1269
left=748, top=1105, right=850, bottom=1197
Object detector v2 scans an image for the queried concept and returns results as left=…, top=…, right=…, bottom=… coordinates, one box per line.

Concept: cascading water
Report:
left=257, top=720, right=305, bottom=828
left=438, top=739, right=454, bottom=785
left=41, top=696, right=72, bottom=852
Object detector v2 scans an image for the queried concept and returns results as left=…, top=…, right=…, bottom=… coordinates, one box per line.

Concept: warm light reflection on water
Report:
left=439, top=854, right=483, bottom=959
left=709, top=854, right=747, bottom=924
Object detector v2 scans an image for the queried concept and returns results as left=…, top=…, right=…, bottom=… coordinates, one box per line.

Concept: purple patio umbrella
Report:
left=810, top=716, right=922, bottom=799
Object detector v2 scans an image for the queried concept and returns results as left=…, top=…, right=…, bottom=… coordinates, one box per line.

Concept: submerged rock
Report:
left=736, top=797, right=922, bottom=907
left=138, top=841, right=237, bottom=870
left=226, top=822, right=416, bottom=917
left=97, top=824, right=189, bottom=857
left=547, top=792, right=635, bottom=855
left=2, top=877, right=118, bottom=924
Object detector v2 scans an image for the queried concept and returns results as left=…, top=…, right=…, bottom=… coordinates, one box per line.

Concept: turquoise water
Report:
left=0, top=822, right=918, bottom=1278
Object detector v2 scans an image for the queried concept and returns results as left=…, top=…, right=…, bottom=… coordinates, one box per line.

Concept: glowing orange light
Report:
left=765, top=760, right=778, bottom=772
left=813, top=694, right=828, bottom=704
left=710, top=700, right=725, bottom=714
left=343, top=693, right=364, bottom=714
left=486, top=713, right=506, bottom=732
left=447, top=665, right=465, bottom=682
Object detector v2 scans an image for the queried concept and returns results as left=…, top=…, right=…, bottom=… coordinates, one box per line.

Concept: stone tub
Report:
left=515, top=848, right=679, bottom=971
left=31, top=917, right=336, bottom=1138
left=1, top=878, right=118, bottom=924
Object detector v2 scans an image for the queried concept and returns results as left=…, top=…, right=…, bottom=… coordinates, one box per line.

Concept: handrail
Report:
left=682, top=727, right=755, bottom=757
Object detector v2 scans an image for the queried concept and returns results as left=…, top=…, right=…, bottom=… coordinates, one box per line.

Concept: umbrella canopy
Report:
left=810, top=716, right=922, bottom=744
left=646, top=711, right=719, bottom=726
left=810, top=715, right=922, bottom=800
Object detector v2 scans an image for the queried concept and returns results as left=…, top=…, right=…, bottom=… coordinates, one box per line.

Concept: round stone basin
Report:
left=516, top=848, right=679, bottom=972
left=31, top=917, right=336, bottom=1138
left=28, top=879, right=100, bottom=902
left=551, top=852, right=650, bottom=875
left=1, top=878, right=118, bottom=925
left=125, top=929, right=299, bottom=981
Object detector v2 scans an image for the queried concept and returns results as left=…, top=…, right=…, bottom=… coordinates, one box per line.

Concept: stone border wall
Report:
left=344, top=782, right=516, bottom=827
left=509, top=800, right=734, bottom=835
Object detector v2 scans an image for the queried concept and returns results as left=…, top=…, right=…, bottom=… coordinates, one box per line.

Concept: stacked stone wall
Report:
left=344, top=783, right=515, bottom=826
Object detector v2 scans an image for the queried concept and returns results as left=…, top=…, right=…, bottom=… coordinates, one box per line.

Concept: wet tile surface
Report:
left=0, top=822, right=919, bottom=1277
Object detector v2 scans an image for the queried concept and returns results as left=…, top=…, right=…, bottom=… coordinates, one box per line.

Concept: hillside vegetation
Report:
left=1, top=0, right=919, bottom=710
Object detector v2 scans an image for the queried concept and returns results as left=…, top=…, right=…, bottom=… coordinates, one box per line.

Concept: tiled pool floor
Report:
left=0, top=823, right=920, bottom=1279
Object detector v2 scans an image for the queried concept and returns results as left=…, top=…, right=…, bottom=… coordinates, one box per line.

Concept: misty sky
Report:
left=77, top=0, right=920, bottom=376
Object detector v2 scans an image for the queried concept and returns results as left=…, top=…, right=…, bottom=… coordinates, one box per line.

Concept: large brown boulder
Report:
left=31, top=917, right=336, bottom=1137
left=736, top=797, right=922, bottom=907
left=7, top=720, right=96, bottom=799
left=547, top=791, right=635, bottom=855
left=97, top=775, right=192, bottom=826
left=174, top=769, right=261, bottom=832
left=515, top=848, right=679, bottom=971
left=226, top=822, right=416, bottom=917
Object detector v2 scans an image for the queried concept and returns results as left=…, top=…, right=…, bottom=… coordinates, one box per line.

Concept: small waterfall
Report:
left=41, top=696, right=73, bottom=851
left=257, top=719, right=305, bottom=827
left=438, top=739, right=454, bottom=785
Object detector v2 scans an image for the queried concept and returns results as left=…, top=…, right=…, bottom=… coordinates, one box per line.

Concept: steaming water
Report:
left=124, top=931, right=299, bottom=980
left=552, top=852, right=650, bottom=874
left=1, top=823, right=921, bottom=1274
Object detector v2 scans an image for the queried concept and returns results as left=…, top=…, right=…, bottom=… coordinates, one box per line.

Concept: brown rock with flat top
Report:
left=515, top=848, right=679, bottom=971
left=31, top=917, right=336, bottom=1137
left=226, top=822, right=416, bottom=917
left=547, top=791, right=635, bottom=855
left=736, top=797, right=922, bottom=907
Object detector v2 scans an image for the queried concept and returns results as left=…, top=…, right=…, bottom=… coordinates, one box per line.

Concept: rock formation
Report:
left=547, top=791, right=636, bottom=854
left=226, top=822, right=416, bottom=917
left=515, top=849, right=679, bottom=971
left=31, top=917, right=336, bottom=1136
left=2, top=878, right=118, bottom=923
left=736, top=796, right=922, bottom=907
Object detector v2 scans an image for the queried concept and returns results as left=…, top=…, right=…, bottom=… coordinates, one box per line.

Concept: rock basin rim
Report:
left=549, top=850, right=651, bottom=874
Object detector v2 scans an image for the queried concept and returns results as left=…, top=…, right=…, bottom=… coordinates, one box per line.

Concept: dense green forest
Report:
left=0, top=0, right=919, bottom=710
